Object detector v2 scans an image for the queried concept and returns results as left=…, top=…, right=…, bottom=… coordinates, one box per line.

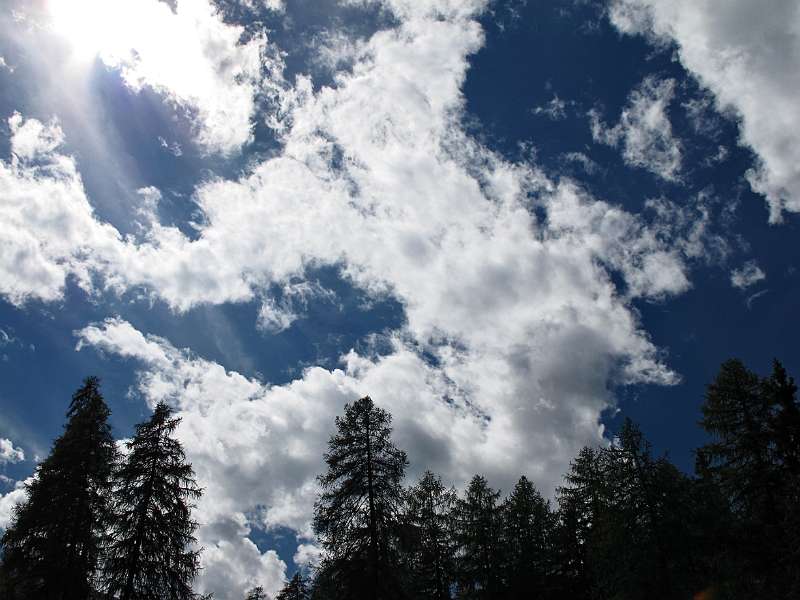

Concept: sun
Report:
left=46, top=0, right=138, bottom=63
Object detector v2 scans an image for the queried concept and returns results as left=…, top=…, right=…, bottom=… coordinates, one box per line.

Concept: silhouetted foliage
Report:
left=103, top=402, right=201, bottom=600
left=0, top=377, right=117, bottom=600
left=499, top=476, right=554, bottom=599
left=401, top=471, right=457, bottom=600
left=275, top=572, right=312, bottom=600
left=452, top=475, right=502, bottom=600
left=245, top=585, right=269, bottom=600
left=3, top=357, right=800, bottom=600
left=313, top=396, right=409, bottom=600
left=696, top=358, right=800, bottom=598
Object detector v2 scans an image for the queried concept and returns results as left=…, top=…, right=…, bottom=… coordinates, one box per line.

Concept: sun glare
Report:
left=46, top=0, right=138, bottom=62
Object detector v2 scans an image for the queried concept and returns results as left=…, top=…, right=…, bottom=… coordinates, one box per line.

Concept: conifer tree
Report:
left=103, top=402, right=201, bottom=600
left=0, top=376, right=117, bottom=600
left=499, top=476, right=554, bottom=599
left=553, top=446, right=607, bottom=598
left=452, top=475, right=502, bottom=600
left=593, top=419, right=695, bottom=599
left=275, top=572, right=311, bottom=600
left=313, top=396, right=408, bottom=600
left=401, top=471, right=457, bottom=600
left=246, top=585, right=269, bottom=600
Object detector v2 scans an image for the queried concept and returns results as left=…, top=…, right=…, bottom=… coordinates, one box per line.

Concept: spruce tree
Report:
left=499, top=476, right=554, bottom=599
left=103, top=402, right=201, bottom=600
left=0, top=376, right=117, bottom=600
left=313, top=396, right=408, bottom=600
left=452, top=475, right=502, bottom=600
left=275, top=572, right=311, bottom=600
left=401, top=471, right=457, bottom=600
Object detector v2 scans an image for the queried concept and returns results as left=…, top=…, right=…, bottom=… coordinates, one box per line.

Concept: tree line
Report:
left=2, top=358, right=799, bottom=599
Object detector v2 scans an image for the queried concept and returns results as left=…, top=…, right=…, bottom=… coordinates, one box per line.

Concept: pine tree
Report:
left=275, top=572, right=311, bottom=600
left=499, top=476, right=554, bottom=599
left=246, top=585, right=269, bottom=600
left=103, top=402, right=201, bottom=600
left=401, top=471, right=457, bottom=600
left=313, top=396, right=409, bottom=600
left=0, top=376, right=117, bottom=600
left=452, top=475, right=502, bottom=600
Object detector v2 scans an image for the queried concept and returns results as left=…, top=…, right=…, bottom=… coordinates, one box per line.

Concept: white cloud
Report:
left=532, top=95, right=568, bottom=120
left=0, top=56, right=13, bottom=73
left=0, top=478, right=30, bottom=530
left=0, top=438, right=24, bottom=464
left=609, top=0, right=800, bottom=222
left=731, top=260, right=766, bottom=290
left=590, top=76, right=682, bottom=181
left=43, top=0, right=273, bottom=155
left=2, top=1, right=727, bottom=595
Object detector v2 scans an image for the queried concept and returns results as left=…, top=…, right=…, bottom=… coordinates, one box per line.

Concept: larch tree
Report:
left=312, top=396, right=409, bottom=600
left=452, top=475, right=502, bottom=600
left=103, top=402, right=202, bottom=600
left=499, top=476, right=555, bottom=599
left=0, top=376, right=117, bottom=600
left=401, top=470, right=457, bottom=600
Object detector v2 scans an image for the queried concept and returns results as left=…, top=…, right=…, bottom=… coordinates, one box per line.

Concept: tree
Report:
left=554, top=446, right=607, bottom=598
left=452, top=475, right=502, bottom=600
left=591, top=419, right=696, bottom=600
left=275, top=573, right=311, bottom=600
left=313, top=396, right=409, bottom=600
left=0, top=376, right=117, bottom=600
left=401, top=471, right=457, bottom=600
left=103, top=402, right=202, bottom=600
left=694, top=358, right=800, bottom=597
left=246, top=585, right=269, bottom=600
left=499, top=476, right=554, bottom=599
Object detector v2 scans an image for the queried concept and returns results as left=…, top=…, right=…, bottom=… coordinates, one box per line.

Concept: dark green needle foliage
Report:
left=103, top=401, right=202, bottom=600
left=313, top=396, right=409, bottom=600
left=452, top=475, right=502, bottom=600
left=0, top=376, right=117, bottom=600
left=275, top=572, right=312, bottom=600
left=401, top=471, right=458, bottom=600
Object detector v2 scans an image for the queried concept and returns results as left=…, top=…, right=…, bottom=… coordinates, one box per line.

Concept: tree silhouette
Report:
left=452, top=475, right=502, bottom=600
left=0, top=376, right=117, bottom=600
left=103, top=402, right=201, bottom=600
left=246, top=585, right=269, bottom=600
left=499, top=476, right=554, bottom=599
left=313, top=396, right=408, bottom=600
left=401, top=470, right=457, bottom=600
left=275, top=572, right=311, bottom=600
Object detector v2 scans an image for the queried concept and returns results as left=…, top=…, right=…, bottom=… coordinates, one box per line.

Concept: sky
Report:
left=1, top=0, right=799, bottom=596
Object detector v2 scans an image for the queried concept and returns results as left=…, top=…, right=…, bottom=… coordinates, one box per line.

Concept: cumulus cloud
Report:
left=2, top=0, right=726, bottom=595
left=609, top=0, right=800, bottom=222
left=731, top=260, right=766, bottom=290
left=43, top=0, right=273, bottom=155
left=0, top=478, right=30, bottom=530
left=0, top=438, right=24, bottom=465
left=590, top=76, right=682, bottom=181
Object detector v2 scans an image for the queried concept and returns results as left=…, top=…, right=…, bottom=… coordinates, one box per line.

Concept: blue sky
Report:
left=1, top=0, right=799, bottom=596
